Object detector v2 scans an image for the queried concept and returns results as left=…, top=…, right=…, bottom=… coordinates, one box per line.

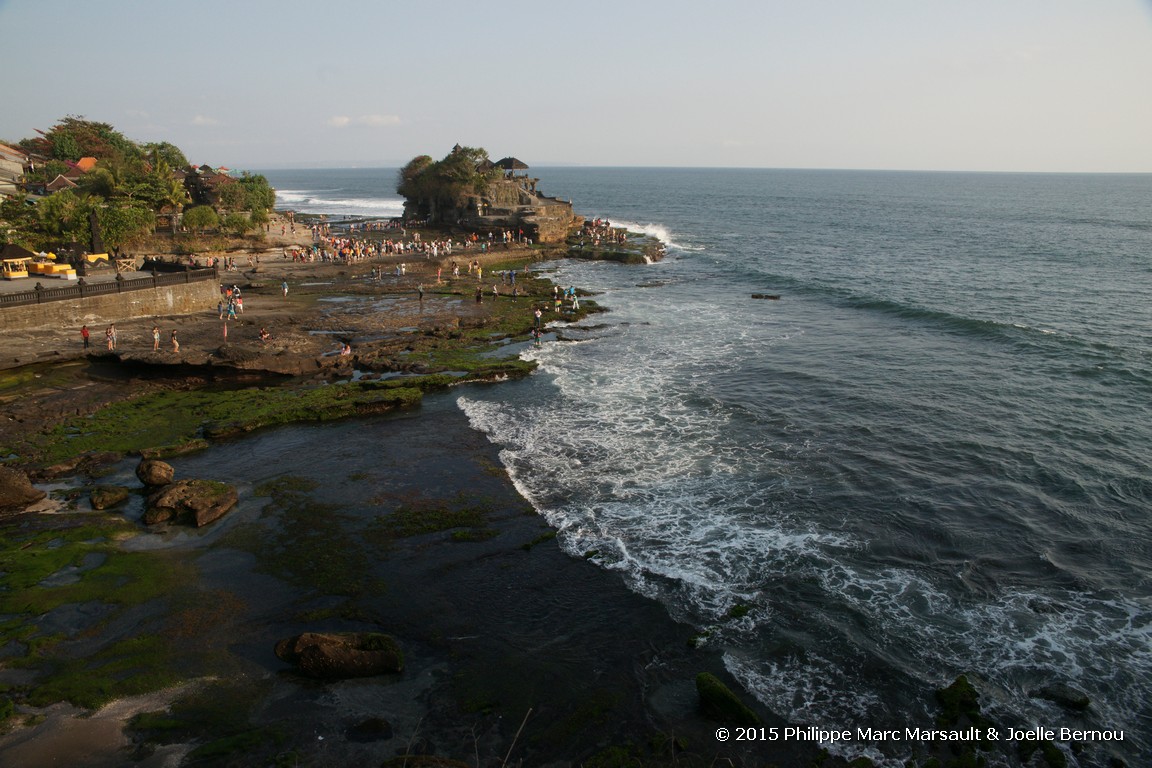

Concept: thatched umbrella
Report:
left=495, top=157, right=529, bottom=171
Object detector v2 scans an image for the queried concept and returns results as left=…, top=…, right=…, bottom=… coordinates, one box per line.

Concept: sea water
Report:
left=262, top=167, right=1152, bottom=766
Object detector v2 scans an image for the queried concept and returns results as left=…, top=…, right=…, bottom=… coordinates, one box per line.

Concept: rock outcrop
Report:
left=0, top=466, right=46, bottom=514
left=1033, top=683, right=1091, bottom=711
left=695, top=672, right=761, bottom=726
left=90, top=485, right=130, bottom=510
left=144, top=479, right=238, bottom=527
left=136, top=458, right=175, bottom=487
left=275, top=632, right=404, bottom=679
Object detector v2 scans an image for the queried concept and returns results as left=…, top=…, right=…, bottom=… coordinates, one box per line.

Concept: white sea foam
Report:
left=455, top=207, right=1152, bottom=763
left=274, top=188, right=404, bottom=218
left=608, top=218, right=701, bottom=252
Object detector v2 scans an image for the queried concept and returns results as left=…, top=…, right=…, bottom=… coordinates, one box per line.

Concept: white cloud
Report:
left=327, top=115, right=352, bottom=128
left=192, top=115, right=221, bottom=127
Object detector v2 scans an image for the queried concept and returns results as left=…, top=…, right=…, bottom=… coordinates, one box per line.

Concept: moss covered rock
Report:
left=90, top=484, right=131, bottom=510
left=144, top=479, right=237, bottom=527
left=695, top=672, right=761, bottom=726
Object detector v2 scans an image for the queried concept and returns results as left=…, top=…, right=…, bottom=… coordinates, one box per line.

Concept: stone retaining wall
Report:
left=0, top=280, right=220, bottom=331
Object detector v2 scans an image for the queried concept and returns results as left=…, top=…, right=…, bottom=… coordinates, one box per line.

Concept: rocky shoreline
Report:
left=0, top=217, right=1078, bottom=768
left=0, top=224, right=834, bottom=767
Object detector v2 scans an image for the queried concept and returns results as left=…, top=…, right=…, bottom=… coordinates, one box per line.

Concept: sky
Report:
left=2, top=0, right=1151, bottom=173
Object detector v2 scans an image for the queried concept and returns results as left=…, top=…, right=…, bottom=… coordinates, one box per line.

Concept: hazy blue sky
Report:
left=3, top=0, right=1151, bottom=172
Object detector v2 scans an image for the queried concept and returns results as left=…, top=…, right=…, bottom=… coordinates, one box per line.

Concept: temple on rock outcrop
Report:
left=398, top=145, right=581, bottom=244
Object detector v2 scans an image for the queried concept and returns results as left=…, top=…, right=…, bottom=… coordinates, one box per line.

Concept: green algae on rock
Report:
left=695, top=672, right=761, bottom=726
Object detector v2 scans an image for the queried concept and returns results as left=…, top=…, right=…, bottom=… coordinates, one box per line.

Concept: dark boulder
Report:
left=1033, top=683, right=1091, bottom=711
left=275, top=632, right=403, bottom=679
left=345, top=717, right=393, bottom=743
left=695, top=672, right=761, bottom=726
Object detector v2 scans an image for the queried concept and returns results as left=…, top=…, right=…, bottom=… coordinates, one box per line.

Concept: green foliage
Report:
left=75, top=167, right=118, bottom=198
left=51, top=131, right=82, bottom=161
left=95, top=203, right=155, bottom=249
left=396, top=154, right=434, bottom=199
left=396, top=145, right=498, bottom=220
left=248, top=205, right=269, bottom=228
left=182, top=204, right=219, bottom=233
left=27, top=116, right=139, bottom=165
left=7, top=116, right=274, bottom=249
left=143, top=141, right=189, bottom=169
left=221, top=212, right=251, bottom=236
left=36, top=189, right=92, bottom=242
left=1, top=193, right=44, bottom=247
left=237, top=172, right=276, bottom=212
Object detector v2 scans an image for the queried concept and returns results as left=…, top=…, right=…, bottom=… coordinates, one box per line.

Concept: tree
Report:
left=248, top=206, right=269, bottom=229
left=0, top=194, right=41, bottom=249
left=237, top=173, right=275, bottom=212
left=396, top=147, right=497, bottom=222
left=75, top=167, right=119, bottom=199
left=47, top=116, right=138, bottom=161
left=221, top=212, right=250, bottom=236
left=50, top=131, right=82, bottom=162
left=143, top=142, right=189, bottom=170
left=37, top=190, right=93, bottom=243
left=397, top=155, right=434, bottom=199
left=96, top=204, right=155, bottom=250
left=216, top=181, right=248, bottom=212
left=182, top=205, right=219, bottom=234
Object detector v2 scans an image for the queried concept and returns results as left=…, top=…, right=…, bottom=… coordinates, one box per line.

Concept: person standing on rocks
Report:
left=282, top=280, right=289, bottom=298
left=152, top=326, right=160, bottom=351
left=80, top=325, right=90, bottom=349
left=171, top=329, right=179, bottom=353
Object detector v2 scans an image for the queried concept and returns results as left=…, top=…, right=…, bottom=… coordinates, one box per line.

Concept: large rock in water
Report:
left=136, top=458, right=175, bottom=487
left=90, top=485, right=131, bottom=510
left=695, top=672, right=761, bottom=726
left=0, top=466, right=46, bottom=514
left=1033, top=683, right=1091, bottom=711
left=275, top=632, right=404, bottom=679
left=144, top=479, right=237, bottom=527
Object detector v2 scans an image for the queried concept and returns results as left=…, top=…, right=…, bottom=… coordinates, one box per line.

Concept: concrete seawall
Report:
left=0, top=280, right=220, bottom=331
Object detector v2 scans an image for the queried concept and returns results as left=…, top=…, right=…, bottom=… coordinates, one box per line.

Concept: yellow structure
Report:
left=2, top=257, right=30, bottom=280
left=27, top=260, right=77, bottom=279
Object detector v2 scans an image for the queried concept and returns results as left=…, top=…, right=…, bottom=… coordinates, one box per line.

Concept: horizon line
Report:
left=247, top=164, right=1152, bottom=176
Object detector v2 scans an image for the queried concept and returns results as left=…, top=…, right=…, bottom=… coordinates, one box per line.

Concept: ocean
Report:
left=260, top=166, right=1152, bottom=766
